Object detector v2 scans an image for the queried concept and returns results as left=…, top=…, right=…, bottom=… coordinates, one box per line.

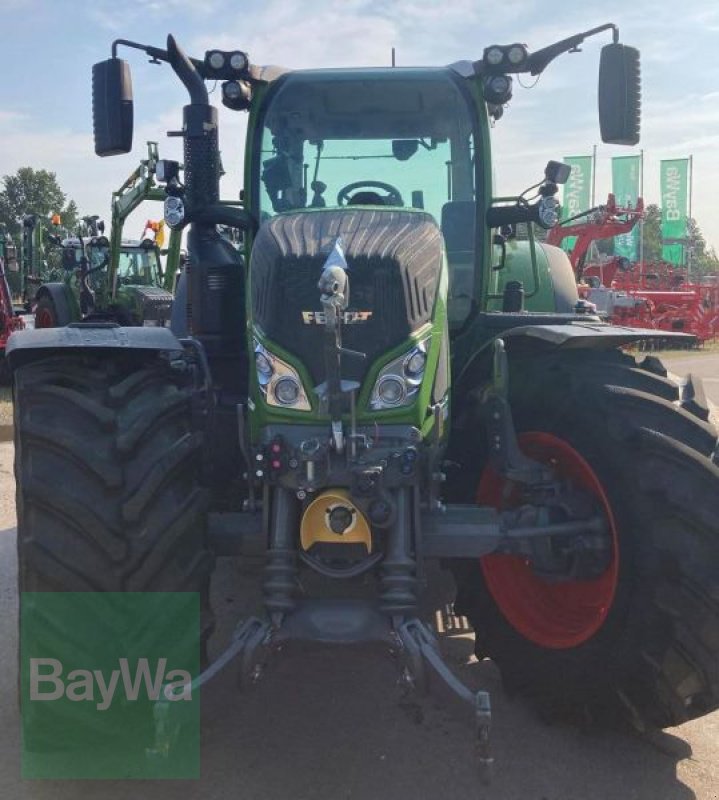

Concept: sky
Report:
left=0, top=0, right=717, bottom=252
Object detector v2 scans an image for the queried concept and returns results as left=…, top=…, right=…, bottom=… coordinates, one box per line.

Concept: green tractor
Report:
left=9, top=24, right=719, bottom=775
left=16, top=212, right=68, bottom=308
left=32, top=145, right=177, bottom=329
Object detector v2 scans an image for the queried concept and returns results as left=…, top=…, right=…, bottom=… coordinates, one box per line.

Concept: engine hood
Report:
left=250, top=208, right=443, bottom=384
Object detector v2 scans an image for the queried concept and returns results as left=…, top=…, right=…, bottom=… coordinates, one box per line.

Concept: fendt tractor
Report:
left=9, top=24, right=719, bottom=776
left=33, top=144, right=177, bottom=329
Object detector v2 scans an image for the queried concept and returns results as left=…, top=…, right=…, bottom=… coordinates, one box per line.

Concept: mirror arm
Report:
left=527, top=23, right=619, bottom=75
left=111, top=38, right=207, bottom=78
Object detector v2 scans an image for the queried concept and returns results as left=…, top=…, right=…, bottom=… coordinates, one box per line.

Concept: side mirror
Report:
left=92, top=58, right=134, bottom=156
left=598, top=43, right=641, bottom=145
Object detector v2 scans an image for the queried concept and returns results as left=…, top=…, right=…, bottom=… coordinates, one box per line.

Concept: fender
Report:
left=454, top=316, right=693, bottom=412
left=500, top=321, right=693, bottom=352
left=6, top=324, right=184, bottom=371
left=35, top=282, right=78, bottom=326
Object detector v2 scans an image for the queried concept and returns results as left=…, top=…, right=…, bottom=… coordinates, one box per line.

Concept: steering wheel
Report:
left=337, top=181, right=404, bottom=207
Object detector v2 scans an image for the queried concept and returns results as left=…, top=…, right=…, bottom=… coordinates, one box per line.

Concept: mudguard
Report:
left=454, top=316, right=693, bottom=400
left=6, top=324, right=184, bottom=371
left=501, top=321, right=693, bottom=351
left=35, top=283, right=78, bottom=326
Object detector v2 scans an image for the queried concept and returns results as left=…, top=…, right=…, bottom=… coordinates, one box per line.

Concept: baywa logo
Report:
left=21, top=592, right=201, bottom=780
left=29, top=657, right=192, bottom=711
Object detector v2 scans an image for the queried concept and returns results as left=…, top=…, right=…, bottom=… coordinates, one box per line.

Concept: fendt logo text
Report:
left=29, top=657, right=192, bottom=711
left=302, top=310, right=373, bottom=324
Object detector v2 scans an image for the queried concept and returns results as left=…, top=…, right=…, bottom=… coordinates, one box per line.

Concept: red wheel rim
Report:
left=35, top=308, right=54, bottom=328
left=478, top=432, right=619, bottom=649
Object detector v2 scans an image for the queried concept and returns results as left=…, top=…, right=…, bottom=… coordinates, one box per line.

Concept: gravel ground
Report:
left=0, top=387, right=12, bottom=428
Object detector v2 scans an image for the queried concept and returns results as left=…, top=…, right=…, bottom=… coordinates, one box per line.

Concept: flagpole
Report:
left=687, top=155, right=693, bottom=278
left=639, top=149, right=644, bottom=276
left=591, top=144, right=597, bottom=206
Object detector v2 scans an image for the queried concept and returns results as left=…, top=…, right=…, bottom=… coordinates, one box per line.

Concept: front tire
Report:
left=15, top=352, right=213, bottom=764
left=453, top=349, right=719, bottom=730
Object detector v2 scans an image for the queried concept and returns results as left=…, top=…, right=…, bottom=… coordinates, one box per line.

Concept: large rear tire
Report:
left=14, top=352, right=213, bottom=764
left=452, top=349, right=719, bottom=730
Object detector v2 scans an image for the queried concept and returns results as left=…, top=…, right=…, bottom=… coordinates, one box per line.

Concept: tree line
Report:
left=0, top=167, right=78, bottom=238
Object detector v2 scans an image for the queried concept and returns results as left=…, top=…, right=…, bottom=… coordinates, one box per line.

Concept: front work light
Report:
left=204, top=49, right=250, bottom=79
left=506, top=44, right=528, bottom=66
left=483, top=74, right=513, bottom=105
left=164, top=196, right=185, bottom=229
left=537, top=196, right=560, bottom=228
left=207, top=51, right=225, bottom=70
left=229, top=51, right=248, bottom=71
left=484, top=46, right=504, bottom=66
left=221, top=80, right=252, bottom=111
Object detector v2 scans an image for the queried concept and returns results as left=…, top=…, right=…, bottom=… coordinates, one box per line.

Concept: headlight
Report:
left=404, top=347, right=427, bottom=380
left=376, top=375, right=406, bottom=407
left=255, top=351, right=273, bottom=384
left=254, top=340, right=311, bottom=411
left=370, top=335, right=430, bottom=410
left=274, top=376, right=301, bottom=405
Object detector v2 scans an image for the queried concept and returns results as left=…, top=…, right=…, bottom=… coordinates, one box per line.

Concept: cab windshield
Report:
left=255, top=69, right=479, bottom=324
left=116, top=246, right=160, bottom=286
left=256, top=70, right=476, bottom=223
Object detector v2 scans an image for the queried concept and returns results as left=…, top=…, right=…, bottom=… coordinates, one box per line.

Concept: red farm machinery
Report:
left=548, top=194, right=718, bottom=343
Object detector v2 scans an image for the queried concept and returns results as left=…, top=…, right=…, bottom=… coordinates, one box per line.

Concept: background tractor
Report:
left=32, top=143, right=176, bottom=328
left=0, top=227, right=23, bottom=376
left=15, top=212, right=68, bottom=308
left=8, top=23, right=719, bottom=775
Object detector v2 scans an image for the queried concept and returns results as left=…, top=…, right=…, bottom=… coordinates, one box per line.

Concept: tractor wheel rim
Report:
left=478, top=431, right=619, bottom=649
left=35, top=308, right=54, bottom=328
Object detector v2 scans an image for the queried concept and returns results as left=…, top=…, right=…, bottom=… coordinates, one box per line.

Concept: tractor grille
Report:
left=250, top=209, right=442, bottom=385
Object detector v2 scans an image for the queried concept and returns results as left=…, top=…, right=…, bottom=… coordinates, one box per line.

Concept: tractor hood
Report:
left=250, top=208, right=443, bottom=384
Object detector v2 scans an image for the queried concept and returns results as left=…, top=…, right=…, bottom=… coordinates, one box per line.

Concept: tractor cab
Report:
left=116, top=238, right=163, bottom=288
left=255, top=68, right=479, bottom=327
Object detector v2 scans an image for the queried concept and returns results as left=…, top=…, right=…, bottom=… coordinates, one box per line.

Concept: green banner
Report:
left=611, top=155, right=641, bottom=261
left=660, top=158, right=689, bottom=265
left=561, top=155, right=593, bottom=252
